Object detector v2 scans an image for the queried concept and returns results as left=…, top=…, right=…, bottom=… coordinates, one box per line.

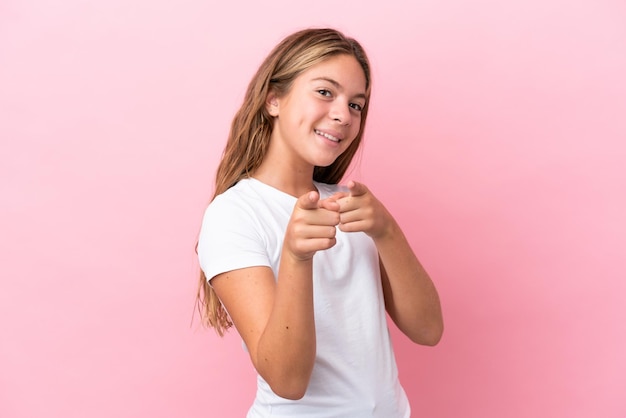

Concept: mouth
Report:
left=314, top=129, right=341, bottom=143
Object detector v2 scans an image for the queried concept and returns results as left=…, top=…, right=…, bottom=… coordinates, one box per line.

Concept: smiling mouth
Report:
left=314, top=129, right=340, bottom=143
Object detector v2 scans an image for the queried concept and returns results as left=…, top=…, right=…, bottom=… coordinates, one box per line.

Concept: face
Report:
left=265, top=54, right=367, bottom=170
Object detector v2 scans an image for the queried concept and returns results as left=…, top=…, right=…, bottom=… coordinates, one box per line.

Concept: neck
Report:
left=252, top=129, right=321, bottom=197
left=252, top=164, right=316, bottom=198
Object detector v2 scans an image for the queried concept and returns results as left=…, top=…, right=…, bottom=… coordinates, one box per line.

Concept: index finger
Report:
left=318, top=197, right=340, bottom=212
left=296, top=191, right=321, bottom=210
left=347, top=181, right=369, bottom=197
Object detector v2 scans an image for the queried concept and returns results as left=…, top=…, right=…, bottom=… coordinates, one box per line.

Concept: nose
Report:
left=329, top=100, right=351, bottom=126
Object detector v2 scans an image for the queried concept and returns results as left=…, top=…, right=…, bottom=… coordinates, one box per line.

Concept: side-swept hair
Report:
left=196, top=28, right=372, bottom=335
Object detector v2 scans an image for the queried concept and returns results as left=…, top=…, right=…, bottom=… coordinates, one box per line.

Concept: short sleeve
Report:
left=197, top=194, right=271, bottom=282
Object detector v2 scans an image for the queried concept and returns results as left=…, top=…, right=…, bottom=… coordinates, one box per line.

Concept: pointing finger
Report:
left=318, top=197, right=340, bottom=212
left=348, top=181, right=368, bottom=197
left=296, top=191, right=320, bottom=210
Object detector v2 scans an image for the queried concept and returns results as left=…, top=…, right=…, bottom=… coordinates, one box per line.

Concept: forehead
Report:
left=299, top=54, right=367, bottom=95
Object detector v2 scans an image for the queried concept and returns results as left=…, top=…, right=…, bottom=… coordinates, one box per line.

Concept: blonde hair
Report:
left=196, top=28, right=372, bottom=336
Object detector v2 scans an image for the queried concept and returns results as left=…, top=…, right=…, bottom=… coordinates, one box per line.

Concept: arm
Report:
left=210, top=191, right=340, bottom=399
left=336, top=181, right=444, bottom=346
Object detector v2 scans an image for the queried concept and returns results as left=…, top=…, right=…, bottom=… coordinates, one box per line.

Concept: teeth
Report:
left=315, top=129, right=339, bottom=142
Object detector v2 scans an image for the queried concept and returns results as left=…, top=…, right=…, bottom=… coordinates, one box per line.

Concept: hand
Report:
left=284, top=191, right=341, bottom=261
left=336, top=181, right=393, bottom=239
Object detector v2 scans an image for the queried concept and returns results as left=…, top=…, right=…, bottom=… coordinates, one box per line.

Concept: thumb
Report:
left=296, top=190, right=320, bottom=210
left=348, top=180, right=368, bottom=197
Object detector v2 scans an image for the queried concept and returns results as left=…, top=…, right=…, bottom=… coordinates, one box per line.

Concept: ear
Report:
left=265, top=91, right=279, bottom=117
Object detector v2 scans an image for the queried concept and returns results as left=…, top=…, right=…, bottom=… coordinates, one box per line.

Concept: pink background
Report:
left=1, top=0, right=625, bottom=417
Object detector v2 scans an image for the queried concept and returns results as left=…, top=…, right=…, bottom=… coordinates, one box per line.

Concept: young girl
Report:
left=196, top=28, right=443, bottom=417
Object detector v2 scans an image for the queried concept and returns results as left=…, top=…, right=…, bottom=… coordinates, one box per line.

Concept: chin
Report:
left=310, top=152, right=345, bottom=169
left=312, top=158, right=339, bottom=169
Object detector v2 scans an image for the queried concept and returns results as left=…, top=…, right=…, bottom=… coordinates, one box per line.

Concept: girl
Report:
left=196, top=28, right=443, bottom=417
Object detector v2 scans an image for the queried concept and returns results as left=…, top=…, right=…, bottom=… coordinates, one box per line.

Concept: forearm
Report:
left=374, top=221, right=443, bottom=345
left=255, top=252, right=316, bottom=399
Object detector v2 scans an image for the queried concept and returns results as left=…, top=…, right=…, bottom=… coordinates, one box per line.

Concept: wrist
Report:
left=283, top=246, right=315, bottom=265
left=372, top=218, right=400, bottom=242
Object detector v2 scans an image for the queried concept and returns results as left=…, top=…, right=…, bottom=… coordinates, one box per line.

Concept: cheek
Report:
left=349, top=123, right=361, bottom=142
left=344, top=131, right=361, bottom=152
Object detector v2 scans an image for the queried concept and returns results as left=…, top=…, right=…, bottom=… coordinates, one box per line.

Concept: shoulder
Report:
left=204, top=179, right=269, bottom=220
left=210, top=179, right=261, bottom=207
left=197, top=179, right=273, bottom=279
left=200, top=179, right=263, bottom=237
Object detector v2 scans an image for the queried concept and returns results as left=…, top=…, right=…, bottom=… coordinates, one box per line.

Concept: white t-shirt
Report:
left=198, top=178, right=410, bottom=418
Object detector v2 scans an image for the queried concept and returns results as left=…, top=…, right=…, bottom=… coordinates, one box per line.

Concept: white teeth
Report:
left=315, top=129, right=339, bottom=142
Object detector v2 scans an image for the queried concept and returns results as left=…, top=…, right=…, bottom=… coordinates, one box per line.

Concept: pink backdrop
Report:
left=1, top=0, right=625, bottom=417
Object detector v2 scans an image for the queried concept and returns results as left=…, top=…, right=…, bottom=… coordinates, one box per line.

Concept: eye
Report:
left=317, top=89, right=332, bottom=97
left=349, top=102, right=363, bottom=112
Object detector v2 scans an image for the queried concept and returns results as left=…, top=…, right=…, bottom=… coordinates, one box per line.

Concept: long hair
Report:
left=196, top=28, right=372, bottom=336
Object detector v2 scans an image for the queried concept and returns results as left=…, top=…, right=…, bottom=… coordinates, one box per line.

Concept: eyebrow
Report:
left=311, top=77, right=367, bottom=101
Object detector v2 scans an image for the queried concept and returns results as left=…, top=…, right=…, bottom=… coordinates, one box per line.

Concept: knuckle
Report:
left=292, top=224, right=304, bottom=236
